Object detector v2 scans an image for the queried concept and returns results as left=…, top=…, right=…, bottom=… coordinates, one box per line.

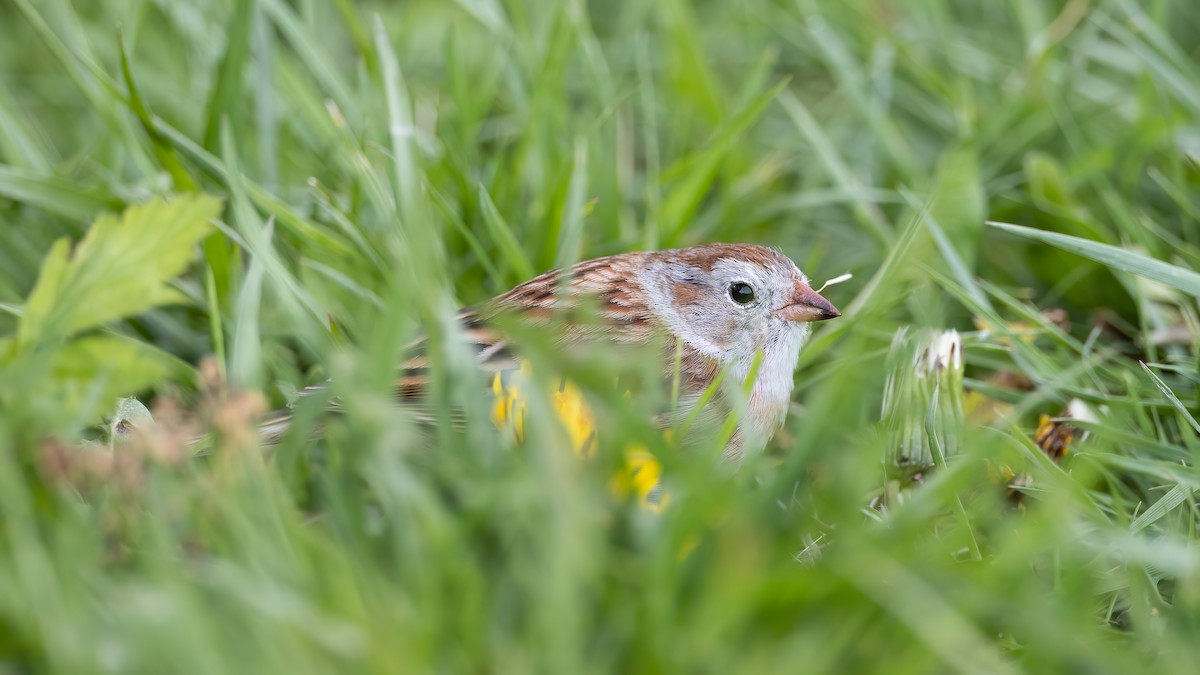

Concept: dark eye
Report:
left=729, top=282, right=756, bottom=305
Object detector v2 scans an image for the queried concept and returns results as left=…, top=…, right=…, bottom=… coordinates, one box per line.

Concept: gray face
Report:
left=639, top=245, right=811, bottom=366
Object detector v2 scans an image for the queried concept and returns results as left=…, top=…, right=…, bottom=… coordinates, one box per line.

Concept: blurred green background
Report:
left=3, top=0, right=1200, bottom=672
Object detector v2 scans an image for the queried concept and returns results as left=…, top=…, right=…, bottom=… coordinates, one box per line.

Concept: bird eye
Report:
left=729, top=282, right=756, bottom=305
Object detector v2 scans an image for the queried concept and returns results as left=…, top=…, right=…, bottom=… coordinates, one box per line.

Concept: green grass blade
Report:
left=117, top=36, right=198, bottom=192
left=479, top=185, right=535, bottom=282
left=202, top=0, right=257, bottom=152
left=0, top=166, right=121, bottom=220
left=988, top=221, right=1200, bottom=297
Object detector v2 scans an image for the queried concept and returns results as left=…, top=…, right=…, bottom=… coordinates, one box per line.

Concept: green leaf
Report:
left=1025, top=153, right=1079, bottom=216
left=479, top=186, right=535, bottom=283
left=110, top=396, right=155, bottom=446
left=262, top=0, right=355, bottom=114
left=988, top=221, right=1200, bottom=297
left=333, top=0, right=377, bottom=77
left=151, top=118, right=354, bottom=258
left=553, top=142, right=588, bottom=269
left=927, top=145, right=984, bottom=268
left=202, top=0, right=257, bottom=151
left=0, top=165, right=122, bottom=220
left=230, top=226, right=267, bottom=390
left=374, top=15, right=421, bottom=233
left=0, top=86, right=52, bottom=171
left=778, top=90, right=892, bottom=246
left=51, top=334, right=184, bottom=424
left=660, top=79, right=788, bottom=243
left=118, top=36, right=197, bottom=192
left=1130, top=484, right=1194, bottom=534
left=18, top=194, right=222, bottom=347
left=1140, top=362, right=1200, bottom=435
left=658, top=0, right=724, bottom=124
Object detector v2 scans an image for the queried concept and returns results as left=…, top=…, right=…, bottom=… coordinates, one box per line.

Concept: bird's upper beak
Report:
left=776, top=282, right=841, bottom=322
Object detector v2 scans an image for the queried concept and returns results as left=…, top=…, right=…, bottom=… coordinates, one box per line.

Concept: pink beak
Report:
left=776, top=283, right=841, bottom=323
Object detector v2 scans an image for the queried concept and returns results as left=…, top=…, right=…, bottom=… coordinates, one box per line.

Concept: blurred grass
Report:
left=2, top=0, right=1200, bottom=672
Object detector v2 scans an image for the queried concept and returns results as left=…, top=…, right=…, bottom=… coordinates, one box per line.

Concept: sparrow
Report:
left=267, top=243, right=840, bottom=461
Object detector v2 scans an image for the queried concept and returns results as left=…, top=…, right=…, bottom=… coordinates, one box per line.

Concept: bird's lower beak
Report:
left=776, top=284, right=841, bottom=322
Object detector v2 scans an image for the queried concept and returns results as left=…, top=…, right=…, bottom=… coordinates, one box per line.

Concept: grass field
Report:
left=3, top=0, right=1200, bottom=672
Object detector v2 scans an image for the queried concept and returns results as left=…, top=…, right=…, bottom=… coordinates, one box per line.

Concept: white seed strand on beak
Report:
left=815, top=273, right=853, bottom=294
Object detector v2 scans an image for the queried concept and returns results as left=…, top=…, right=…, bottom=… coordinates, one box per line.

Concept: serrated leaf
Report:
left=51, top=335, right=183, bottom=424
left=17, top=195, right=221, bottom=347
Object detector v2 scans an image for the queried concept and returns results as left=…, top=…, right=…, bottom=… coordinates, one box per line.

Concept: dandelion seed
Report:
left=815, top=272, right=853, bottom=294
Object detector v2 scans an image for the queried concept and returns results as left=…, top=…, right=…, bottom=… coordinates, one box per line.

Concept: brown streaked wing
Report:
left=390, top=308, right=517, bottom=402
left=292, top=307, right=517, bottom=414
left=491, top=252, right=657, bottom=344
left=293, top=252, right=667, bottom=426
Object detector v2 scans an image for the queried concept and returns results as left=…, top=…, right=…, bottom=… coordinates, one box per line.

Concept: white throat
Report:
left=742, top=321, right=809, bottom=446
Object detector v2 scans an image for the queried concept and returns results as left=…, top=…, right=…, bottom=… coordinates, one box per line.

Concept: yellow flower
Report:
left=491, top=362, right=596, bottom=457
left=490, top=360, right=668, bottom=511
left=553, top=379, right=597, bottom=458
left=609, top=446, right=668, bottom=512
left=491, top=362, right=532, bottom=440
